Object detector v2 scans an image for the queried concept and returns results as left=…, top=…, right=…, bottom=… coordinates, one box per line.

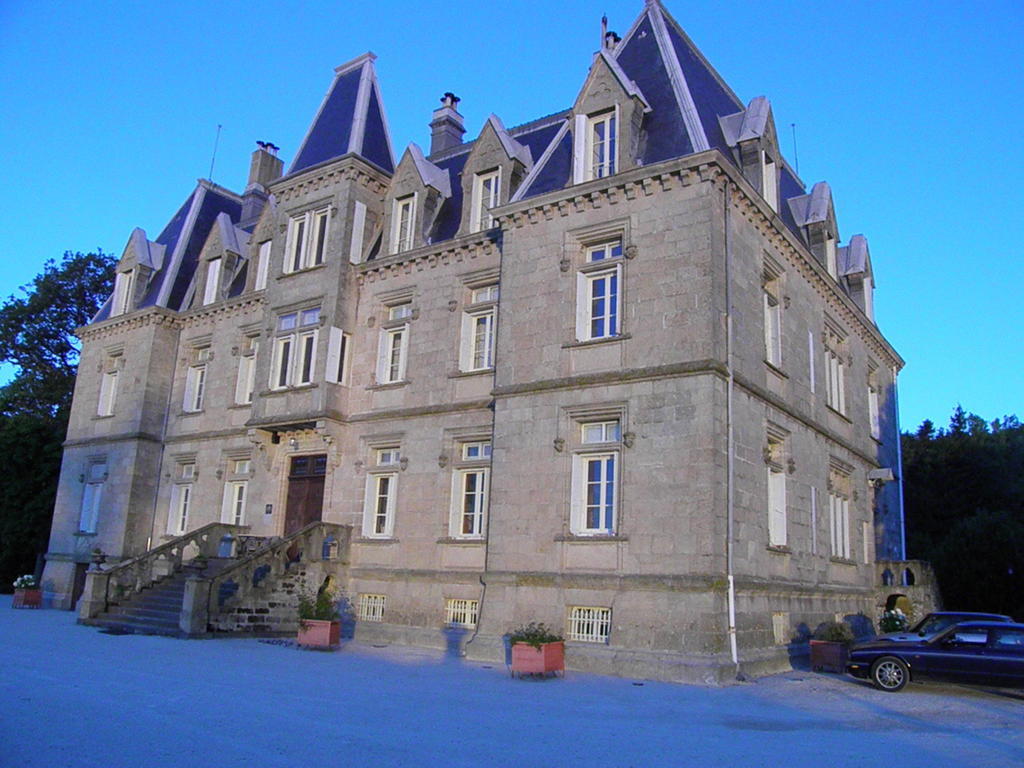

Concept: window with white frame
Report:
left=450, top=440, right=491, bottom=538
left=234, top=335, right=259, bottom=405
left=823, top=325, right=847, bottom=415
left=357, top=593, right=387, bottom=622
left=363, top=447, right=399, bottom=538
left=168, top=463, right=195, bottom=535
left=183, top=347, right=211, bottom=412
left=570, top=418, right=621, bottom=535
left=111, top=269, right=135, bottom=316
left=762, top=151, right=778, bottom=211
left=576, top=240, right=623, bottom=342
left=254, top=240, right=271, bottom=291
left=460, top=285, right=498, bottom=372
left=221, top=459, right=250, bottom=526
left=391, top=195, right=415, bottom=254
left=766, top=433, right=787, bottom=547
left=763, top=269, right=782, bottom=367
left=829, top=466, right=852, bottom=559
left=271, top=308, right=320, bottom=390
left=202, top=258, right=221, bottom=305
left=97, top=352, right=121, bottom=417
left=567, top=606, right=611, bottom=643
left=445, top=598, right=479, bottom=628
left=79, top=461, right=106, bottom=534
left=284, top=207, right=330, bottom=273
left=471, top=169, right=500, bottom=232
left=377, top=302, right=411, bottom=384
left=586, top=111, right=617, bottom=180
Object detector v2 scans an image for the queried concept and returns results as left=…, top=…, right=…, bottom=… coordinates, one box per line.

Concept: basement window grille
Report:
left=445, top=598, right=479, bottom=628
left=567, top=606, right=611, bottom=643
left=357, top=594, right=387, bottom=623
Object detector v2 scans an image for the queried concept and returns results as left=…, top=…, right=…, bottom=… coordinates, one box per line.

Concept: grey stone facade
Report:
left=42, top=1, right=904, bottom=682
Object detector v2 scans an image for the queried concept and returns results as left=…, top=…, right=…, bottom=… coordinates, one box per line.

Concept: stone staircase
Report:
left=91, top=558, right=232, bottom=636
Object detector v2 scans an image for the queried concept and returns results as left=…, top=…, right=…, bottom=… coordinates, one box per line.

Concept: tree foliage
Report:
left=0, top=250, right=115, bottom=589
left=902, top=406, right=1024, bottom=619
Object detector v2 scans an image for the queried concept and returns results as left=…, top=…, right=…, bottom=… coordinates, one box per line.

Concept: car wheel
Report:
left=870, top=656, right=909, bottom=692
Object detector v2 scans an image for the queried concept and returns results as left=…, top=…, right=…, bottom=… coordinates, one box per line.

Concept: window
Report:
left=571, top=419, right=621, bottom=535
left=823, top=326, right=847, bottom=414
left=183, top=347, right=211, bottom=412
left=377, top=302, right=411, bottom=384
left=284, top=208, right=330, bottom=273
left=357, top=594, right=387, bottom=622
left=97, top=352, right=121, bottom=416
left=445, top=598, right=479, bottom=628
left=766, top=434, right=787, bottom=547
left=460, top=286, right=498, bottom=372
left=829, top=466, right=851, bottom=559
left=762, top=152, right=778, bottom=211
left=567, top=606, right=611, bottom=643
left=79, top=462, right=106, bottom=534
left=868, top=383, right=881, bottom=440
left=363, top=465, right=397, bottom=538
left=168, top=463, right=195, bottom=535
left=391, top=195, right=415, bottom=254
left=234, top=336, right=259, bottom=405
left=111, top=269, right=135, bottom=316
left=202, top=258, right=221, bottom=305
left=586, top=111, right=617, bottom=180
left=221, top=459, right=250, bottom=526
left=576, top=240, right=623, bottom=342
left=772, top=612, right=789, bottom=645
left=376, top=447, right=400, bottom=466
left=254, top=240, right=271, bottom=291
left=471, top=170, right=500, bottom=232
left=271, top=309, right=319, bottom=389
left=450, top=441, right=491, bottom=538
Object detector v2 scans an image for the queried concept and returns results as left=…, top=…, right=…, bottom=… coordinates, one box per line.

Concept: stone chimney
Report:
left=429, top=93, right=465, bottom=155
left=240, top=141, right=282, bottom=227
left=247, top=141, right=283, bottom=191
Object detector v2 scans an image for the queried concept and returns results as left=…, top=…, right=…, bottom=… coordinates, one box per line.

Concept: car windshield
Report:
left=910, top=615, right=960, bottom=635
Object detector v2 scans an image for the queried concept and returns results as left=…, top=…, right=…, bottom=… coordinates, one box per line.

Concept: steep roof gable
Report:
left=290, top=53, right=395, bottom=175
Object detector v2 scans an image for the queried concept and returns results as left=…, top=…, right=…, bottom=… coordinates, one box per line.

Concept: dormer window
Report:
left=587, top=111, right=617, bottom=180
left=392, top=195, right=416, bottom=254
left=111, top=270, right=135, bottom=316
left=762, top=152, right=778, bottom=211
left=471, top=170, right=500, bottom=232
left=202, top=258, right=221, bottom=305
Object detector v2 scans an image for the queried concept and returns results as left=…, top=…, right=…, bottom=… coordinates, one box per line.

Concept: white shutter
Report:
left=255, top=241, right=271, bottom=290
left=325, top=327, right=343, bottom=384
left=221, top=483, right=233, bottom=524
left=168, top=485, right=181, bottom=534
left=570, top=454, right=585, bottom=533
left=203, top=258, right=221, bottom=305
left=575, top=272, right=589, bottom=341
left=810, top=486, right=818, bottom=555
left=234, top=356, right=250, bottom=404
left=572, top=114, right=587, bottom=185
left=768, top=468, right=787, bottom=546
left=350, top=201, right=367, bottom=264
left=397, top=325, right=410, bottom=380
left=459, top=313, right=474, bottom=371
left=183, top=368, right=196, bottom=411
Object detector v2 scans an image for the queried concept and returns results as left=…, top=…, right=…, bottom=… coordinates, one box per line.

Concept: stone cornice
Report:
left=271, top=154, right=391, bottom=203
left=77, top=307, right=181, bottom=342
left=355, top=232, right=500, bottom=285
left=176, top=294, right=265, bottom=329
left=63, top=431, right=164, bottom=448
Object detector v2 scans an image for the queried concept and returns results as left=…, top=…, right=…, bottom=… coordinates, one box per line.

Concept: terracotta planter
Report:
left=12, top=588, right=42, bottom=609
left=511, top=641, right=565, bottom=678
left=809, top=640, right=848, bottom=673
left=297, top=619, right=340, bottom=649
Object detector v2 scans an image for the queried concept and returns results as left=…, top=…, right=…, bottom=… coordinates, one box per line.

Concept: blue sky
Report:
left=0, top=0, right=1021, bottom=431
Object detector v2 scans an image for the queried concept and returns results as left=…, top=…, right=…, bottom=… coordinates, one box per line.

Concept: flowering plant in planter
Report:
left=13, top=575, right=38, bottom=589
left=509, top=622, right=565, bottom=678
left=810, top=620, right=854, bottom=673
left=879, top=608, right=910, bottom=633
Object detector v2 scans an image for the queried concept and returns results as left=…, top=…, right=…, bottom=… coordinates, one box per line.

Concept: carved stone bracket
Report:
left=553, top=438, right=565, bottom=453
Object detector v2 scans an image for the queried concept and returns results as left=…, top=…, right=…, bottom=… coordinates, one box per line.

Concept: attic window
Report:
left=587, top=110, right=617, bottom=180
left=391, top=195, right=416, bottom=254
left=111, top=269, right=135, bottom=316
left=203, top=258, right=221, bottom=305
left=762, top=152, right=778, bottom=212
left=471, top=170, right=500, bottom=232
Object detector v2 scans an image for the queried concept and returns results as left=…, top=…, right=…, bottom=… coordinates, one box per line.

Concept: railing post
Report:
left=78, top=570, right=111, bottom=620
left=180, top=575, right=211, bottom=636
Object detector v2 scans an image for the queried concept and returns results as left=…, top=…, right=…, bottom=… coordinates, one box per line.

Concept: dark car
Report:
left=877, top=611, right=1013, bottom=642
left=847, top=621, right=1024, bottom=692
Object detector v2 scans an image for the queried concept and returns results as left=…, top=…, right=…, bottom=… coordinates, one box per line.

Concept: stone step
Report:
left=94, top=615, right=182, bottom=635
left=107, top=605, right=180, bottom=622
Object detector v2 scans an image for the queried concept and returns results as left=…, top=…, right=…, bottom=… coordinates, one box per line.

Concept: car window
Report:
left=991, top=630, right=1024, bottom=648
left=948, top=630, right=987, bottom=645
left=916, top=616, right=954, bottom=634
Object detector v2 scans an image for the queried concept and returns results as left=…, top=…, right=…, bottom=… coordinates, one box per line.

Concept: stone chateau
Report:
left=43, top=0, right=905, bottom=681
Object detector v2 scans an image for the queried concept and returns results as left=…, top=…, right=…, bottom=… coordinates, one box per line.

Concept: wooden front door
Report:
left=284, top=454, right=327, bottom=536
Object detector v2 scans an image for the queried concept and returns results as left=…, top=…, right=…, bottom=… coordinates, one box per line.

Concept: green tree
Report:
left=0, top=250, right=114, bottom=589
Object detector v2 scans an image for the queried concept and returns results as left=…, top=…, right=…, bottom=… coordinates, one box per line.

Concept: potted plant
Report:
left=296, top=588, right=341, bottom=649
left=879, top=608, right=910, bottom=634
left=810, top=620, right=854, bottom=672
left=508, top=622, right=565, bottom=678
left=12, top=574, right=42, bottom=609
